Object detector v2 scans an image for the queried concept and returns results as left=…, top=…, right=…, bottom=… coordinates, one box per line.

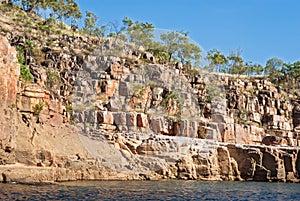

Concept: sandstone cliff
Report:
left=0, top=4, right=299, bottom=183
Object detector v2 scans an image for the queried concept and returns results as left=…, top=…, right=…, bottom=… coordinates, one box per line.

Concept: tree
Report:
left=18, top=0, right=82, bottom=25
left=20, top=0, right=48, bottom=12
left=122, top=17, right=155, bottom=50
left=107, top=20, right=127, bottom=39
left=160, top=31, right=182, bottom=62
left=160, top=31, right=201, bottom=66
left=49, top=0, right=82, bottom=24
left=252, top=63, right=264, bottom=75
left=82, top=11, right=106, bottom=37
left=177, top=39, right=201, bottom=67
left=281, top=61, right=300, bottom=90
left=207, top=48, right=228, bottom=73
left=264, top=57, right=284, bottom=76
left=228, top=49, right=245, bottom=75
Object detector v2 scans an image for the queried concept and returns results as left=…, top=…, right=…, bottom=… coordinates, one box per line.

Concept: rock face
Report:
left=0, top=6, right=300, bottom=183
left=89, top=132, right=300, bottom=182
left=0, top=36, right=19, bottom=165
left=73, top=59, right=300, bottom=147
left=0, top=35, right=19, bottom=109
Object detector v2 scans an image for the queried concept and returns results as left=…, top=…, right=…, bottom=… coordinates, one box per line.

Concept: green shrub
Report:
left=34, top=102, right=44, bottom=116
left=237, top=108, right=249, bottom=125
left=20, top=65, right=33, bottom=82
left=66, top=104, right=72, bottom=113
left=17, top=53, right=33, bottom=82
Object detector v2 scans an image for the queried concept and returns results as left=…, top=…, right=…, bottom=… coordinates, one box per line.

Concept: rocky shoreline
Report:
left=1, top=130, right=299, bottom=184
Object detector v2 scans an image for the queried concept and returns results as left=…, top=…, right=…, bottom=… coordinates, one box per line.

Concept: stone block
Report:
left=112, top=112, right=127, bottom=125
left=223, top=124, right=235, bottom=143
left=179, top=120, right=198, bottom=138
left=137, top=113, right=149, bottom=128
left=205, top=126, right=218, bottom=140
left=48, top=113, right=64, bottom=127
left=212, top=114, right=226, bottom=123
left=251, top=112, right=261, bottom=124
left=119, top=82, right=129, bottom=96
left=105, top=80, right=117, bottom=97
left=126, top=112, right=137, bottom=127
left=235, top=124, right=250, bottom=144
left=97, top=111, right=114, bottom=124
left=0, top=36, right=19, bottom=109
left=253, top=165, right=270, bottom=181
left=116, top=125, right=128, bottom=131
left=268, top=108, right=277, bottom=115
left=85, top=110, right=96, bottom=124
left=282, top=122, right=291, bottom=131
left=110, top=63, right=130, bottom=77
left=150, top=117, right=165, bottom=134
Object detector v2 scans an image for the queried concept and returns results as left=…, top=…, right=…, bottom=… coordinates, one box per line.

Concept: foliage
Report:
left=122, top=17, right=155, bottom=50
left=160, top=31, right=201, bottom=66
left=20, top=65, right=33, bottom=82
left=13, top=0, right=81, bottom=26
left=264, top=57, right=284, bottom=79
left=34, top=102, right=44, bottom=116
left=206, top=48, right=228, bottom=72
left=206, top=85, right=221, bottom=103
left=206, top=48, right=264, bottom=76
left=281, top=61, right=300, bottom=91
left=65, top=104, right=72, bottom=113
left=19, top=0, right=47, bottom=12
left=50, top=0, right=82, bottom=23
left=131, top=83, right=146, bottom=97
left=82, top=11, right=106, bottom=37
left=237, top=108, right=249, bottom=125
left=245, top=62, right=263, bottom=76
left=227, top=49, right=245, bottom=74
left=17, top=53, right=33, bottom=82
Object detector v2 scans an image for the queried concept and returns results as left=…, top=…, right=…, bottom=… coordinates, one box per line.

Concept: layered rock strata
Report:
left=0, top=14, right=300, bottom=183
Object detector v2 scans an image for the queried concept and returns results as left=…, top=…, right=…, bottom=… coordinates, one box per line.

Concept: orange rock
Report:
left=0, top=36, right=19, bottom=109
left=97, top=111, right=114, bottom=124
left=137, top=113, right=149, bottom=128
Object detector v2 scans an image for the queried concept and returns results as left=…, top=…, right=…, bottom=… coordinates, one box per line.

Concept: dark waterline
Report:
left=0, top=180, right=300, bottom=200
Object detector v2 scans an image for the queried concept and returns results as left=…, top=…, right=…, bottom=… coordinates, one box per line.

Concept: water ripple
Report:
left=0, top=180, right=299, bottom=200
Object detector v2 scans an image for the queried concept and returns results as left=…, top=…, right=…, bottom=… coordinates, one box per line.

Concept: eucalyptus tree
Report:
left=160, top=31, right=201, bottom=66
left=207, top=48, right=228, bottom=73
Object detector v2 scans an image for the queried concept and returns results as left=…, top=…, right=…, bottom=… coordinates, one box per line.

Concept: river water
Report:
left=0, top=180, right=299, bottom=200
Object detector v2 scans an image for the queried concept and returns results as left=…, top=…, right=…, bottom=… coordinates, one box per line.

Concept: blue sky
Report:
left=76, top=0, right=300, bottom=65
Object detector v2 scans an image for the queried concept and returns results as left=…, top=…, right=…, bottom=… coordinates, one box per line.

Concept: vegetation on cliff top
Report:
left=1, top=0, right=299, bottom=92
